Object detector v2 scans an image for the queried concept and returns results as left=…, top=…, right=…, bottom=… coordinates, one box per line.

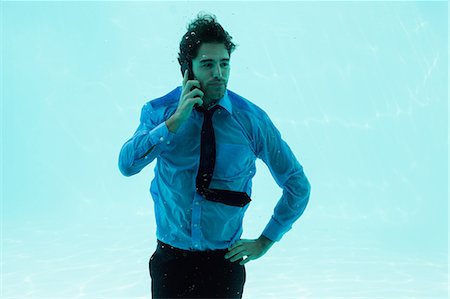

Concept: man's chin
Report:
left=206, top=91, right=225, bottom=102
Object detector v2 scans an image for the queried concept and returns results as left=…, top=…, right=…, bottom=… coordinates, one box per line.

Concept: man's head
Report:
left=178, top=13, right=237, bottom=102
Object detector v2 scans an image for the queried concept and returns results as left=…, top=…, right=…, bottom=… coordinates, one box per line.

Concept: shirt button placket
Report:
left=191, top=197, right=202, bottom=250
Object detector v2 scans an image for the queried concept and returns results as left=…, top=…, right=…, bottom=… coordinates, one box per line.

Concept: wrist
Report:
left=165, top=112, right=181, bottom=133
left=258, top=235, right=275, bottom=248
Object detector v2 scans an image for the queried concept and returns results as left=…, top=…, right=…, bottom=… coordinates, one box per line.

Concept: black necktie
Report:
left=195, top=105, right=251, bottom=208
left=196, top=105, right=219, bottom=191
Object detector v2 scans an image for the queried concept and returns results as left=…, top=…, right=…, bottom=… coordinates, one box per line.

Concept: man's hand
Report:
left=225, top=235, right=275, bottom=265
left=166, top=69, right=204, bottom=133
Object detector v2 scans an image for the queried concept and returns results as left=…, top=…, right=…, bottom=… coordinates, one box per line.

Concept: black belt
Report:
left=157, top=240, right=228, bottom=255
left=197, top=187, right=251, bottom=207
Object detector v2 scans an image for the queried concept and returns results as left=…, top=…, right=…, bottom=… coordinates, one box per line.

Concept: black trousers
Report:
left=149, top=240, right=246, bottom=299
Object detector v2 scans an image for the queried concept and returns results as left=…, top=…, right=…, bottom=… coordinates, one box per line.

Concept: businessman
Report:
left=118, top=13, right=311, bottom=299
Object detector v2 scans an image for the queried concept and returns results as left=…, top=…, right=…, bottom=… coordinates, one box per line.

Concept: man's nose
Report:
left=212, top=65, right=223, bottom=78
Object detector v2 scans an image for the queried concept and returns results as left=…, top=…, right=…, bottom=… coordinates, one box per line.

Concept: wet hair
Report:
left=177, top=12, right=237, bottom=76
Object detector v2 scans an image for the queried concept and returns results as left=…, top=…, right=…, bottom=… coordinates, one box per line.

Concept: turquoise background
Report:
left=2, top=1, right=448, bottom=298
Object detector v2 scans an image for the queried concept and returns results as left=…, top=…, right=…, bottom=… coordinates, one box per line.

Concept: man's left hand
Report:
left=225, top=235, right=275, bottom=265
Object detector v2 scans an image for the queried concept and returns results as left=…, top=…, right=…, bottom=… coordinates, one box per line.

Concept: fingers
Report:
left=183, top=68, right=188, bottom=85
left=182, top=69, right=198, bottom=90
left=225, top=239, right=270, bottom=265
left=182, top=69, right=201, bottom=94
left=225, top=240, right=252, bottom=262
left=185, top=82, right=201, bottom=96
left=225, top=243, right=244, bottom=258
left=179, top=69, right=203, bottom=111
left=181, top=70, right=202, bottom=107
left=186, top=87, right=203, bottom=100
left=185, top=96, right=203, bottom=109
left=182, top=69, right=188, bottom=87
left=224, top=244, right=242, bottom=260
left=240, top=257, right=252, bottom=266
left=228, top=239, right=251, bottom=251
left=225, top=239, right=262, bottom=265
left=226, top=249, right=250, bottom=263
left=228, top=240, right=243, bottom=252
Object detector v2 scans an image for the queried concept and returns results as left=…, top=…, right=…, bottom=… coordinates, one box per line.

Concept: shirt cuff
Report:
left=262, top=217, right=291, bottom=242
left=146, top=121, right=175, bottom=148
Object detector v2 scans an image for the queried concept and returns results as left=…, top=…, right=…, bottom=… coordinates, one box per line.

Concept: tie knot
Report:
left=195, top=104, right=220, bottom=115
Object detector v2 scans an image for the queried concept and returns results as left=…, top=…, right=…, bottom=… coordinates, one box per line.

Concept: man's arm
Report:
left=118, top=103, right=174, bottom=177
left=225, top=111, right=311, bottom=265
left=257, top=111, right=311, bottom=242
left=119, top=70, right=205, bottom=177
left=225, top=235, right=275, bottom=265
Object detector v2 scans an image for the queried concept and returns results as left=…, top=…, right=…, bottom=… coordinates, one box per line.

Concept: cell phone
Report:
left=181, top=61, right=202, bottom=108
left=181, top=61, right=195, bottom=81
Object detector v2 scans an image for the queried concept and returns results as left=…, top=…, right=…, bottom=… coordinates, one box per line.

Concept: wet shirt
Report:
left=118, top=86, right=311, bottom=251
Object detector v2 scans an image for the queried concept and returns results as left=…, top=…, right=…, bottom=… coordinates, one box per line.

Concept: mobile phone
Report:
left=181, top=61, right=195, bottom=82
left=181, top=62, right=202, bottom=108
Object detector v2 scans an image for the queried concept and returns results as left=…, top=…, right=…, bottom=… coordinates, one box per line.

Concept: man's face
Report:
left=192, top=42, right=230, bottom=102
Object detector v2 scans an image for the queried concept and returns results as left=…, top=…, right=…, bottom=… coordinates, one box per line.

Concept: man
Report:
left=118, top=13, right=311, bottom=299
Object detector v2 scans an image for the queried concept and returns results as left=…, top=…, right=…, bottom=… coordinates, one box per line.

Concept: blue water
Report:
left=2, top=1, right=448, bottom=298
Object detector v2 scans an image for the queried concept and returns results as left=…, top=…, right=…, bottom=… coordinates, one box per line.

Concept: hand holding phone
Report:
left=180, top=67, right=204, bottom=109
left=165, top=68, right=204, bottom=133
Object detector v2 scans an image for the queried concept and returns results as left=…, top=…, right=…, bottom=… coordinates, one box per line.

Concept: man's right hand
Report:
left=166, top=69, right=204, bottom=133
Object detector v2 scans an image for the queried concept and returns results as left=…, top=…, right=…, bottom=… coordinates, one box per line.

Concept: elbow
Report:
left=118, top=158, right=139, bottom=177
left=119, top=167, right=135, bottom=177
left=295, top=171, right=311, bottom=203
left=119, top=165, right=133, bottom=177
left=118, top=146, right=141, bottom=177
left=306, top=178, right=311, bottom=194
left=303, top=176, right=311, bottom=200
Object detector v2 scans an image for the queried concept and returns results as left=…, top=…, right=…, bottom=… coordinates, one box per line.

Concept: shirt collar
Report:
left=176, top=86, right=232, bottom=115
left=215, top=89, right=233, bottom=115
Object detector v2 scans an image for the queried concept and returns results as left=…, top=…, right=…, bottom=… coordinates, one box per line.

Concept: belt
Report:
left=157, top=240, right=228, bottom=256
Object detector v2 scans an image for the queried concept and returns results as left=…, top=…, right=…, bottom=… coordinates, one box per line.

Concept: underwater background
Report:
left=2, top=1, right=448, bottom=298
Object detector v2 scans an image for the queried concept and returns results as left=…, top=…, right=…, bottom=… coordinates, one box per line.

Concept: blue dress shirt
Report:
left=118, top=86, right=311, bottom=251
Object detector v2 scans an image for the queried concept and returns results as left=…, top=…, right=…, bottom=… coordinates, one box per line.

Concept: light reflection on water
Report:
left=3, top=220, right=447, bottom=298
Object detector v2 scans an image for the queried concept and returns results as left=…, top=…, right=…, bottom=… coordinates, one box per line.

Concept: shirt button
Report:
left=159, top=136, right=164, bottom=142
